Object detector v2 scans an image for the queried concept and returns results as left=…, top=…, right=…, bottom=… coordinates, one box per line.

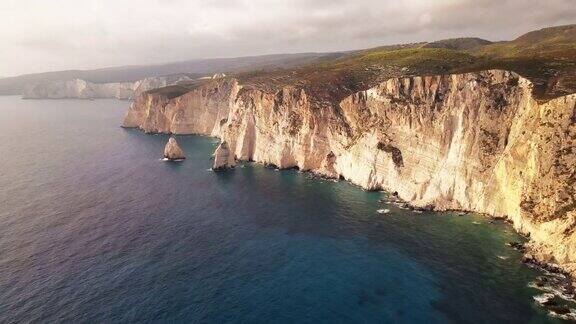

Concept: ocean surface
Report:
left=0, top=96, right=564, bottom=323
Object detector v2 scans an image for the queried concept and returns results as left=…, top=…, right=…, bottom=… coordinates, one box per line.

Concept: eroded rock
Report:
left=163, top=137, right=185, bottom=160
left=213, top=141, right=235, bottom=170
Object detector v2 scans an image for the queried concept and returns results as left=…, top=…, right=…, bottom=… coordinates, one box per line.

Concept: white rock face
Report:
left=22, top=79, right=135, bottom=99
left=122, top=78, right=239, bottom=133
left=213, top=141, right=235, bottom=170
left=123, top=71, right=576, bottom=279
left=163, top=137, right=185, bottom=160
left=22, top=75, right=194, bottom=100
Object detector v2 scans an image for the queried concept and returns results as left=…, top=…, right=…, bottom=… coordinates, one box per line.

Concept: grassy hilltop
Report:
left=236, top=24, right=576, bottom=103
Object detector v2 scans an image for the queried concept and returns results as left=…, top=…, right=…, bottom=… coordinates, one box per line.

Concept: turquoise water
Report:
left=0, top=96, right=561, bottom=323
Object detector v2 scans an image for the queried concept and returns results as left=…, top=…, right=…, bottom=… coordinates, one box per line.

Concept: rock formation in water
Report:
left=213, top=141, right=235, bottom=170
left=22, top=75, right=194, bottom=100
left=123, top=70, right=576, bottom=278
left=163, top=137, right=186, bottom=160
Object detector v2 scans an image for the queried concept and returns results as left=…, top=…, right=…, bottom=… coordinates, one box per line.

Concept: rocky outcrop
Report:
left=22, top=75, right=194, bottom=100
left=163, top=137, right=185, bottom=160
left=123, top=70, right=576, bottom=279
left=213, top=141, right=235, bottom=170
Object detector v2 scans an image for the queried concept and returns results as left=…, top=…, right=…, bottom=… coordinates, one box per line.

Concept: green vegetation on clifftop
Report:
left=237, top=24, right=576, bottom=103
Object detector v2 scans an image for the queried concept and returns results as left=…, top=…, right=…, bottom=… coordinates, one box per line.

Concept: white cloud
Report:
left=0, top=0, right=574, bottom=76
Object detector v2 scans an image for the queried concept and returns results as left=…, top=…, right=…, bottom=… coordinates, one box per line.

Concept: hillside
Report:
left=473, top=24, right=576, bottom=99
left=235, top=24, right=576, bottom=103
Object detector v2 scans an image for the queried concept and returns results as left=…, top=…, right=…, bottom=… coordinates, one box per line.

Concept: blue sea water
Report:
left=0, top=96, right=563, bottom=323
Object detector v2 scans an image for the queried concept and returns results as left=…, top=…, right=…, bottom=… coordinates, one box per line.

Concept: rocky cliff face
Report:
left=22, top=76, right=194, bottom=100
left=123, top=78, right=240, bottom=134
left=123, top=70, right=576, bottom=278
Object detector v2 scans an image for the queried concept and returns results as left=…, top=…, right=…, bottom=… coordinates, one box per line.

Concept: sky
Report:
left=1, top=0, right=575, bottom=77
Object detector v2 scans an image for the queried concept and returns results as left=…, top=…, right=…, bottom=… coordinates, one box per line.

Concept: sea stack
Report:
left=213, top=141, right=235, bottom=170
left=163, top=137, right=185, bottom=160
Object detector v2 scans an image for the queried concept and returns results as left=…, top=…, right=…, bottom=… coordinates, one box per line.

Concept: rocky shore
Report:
left=212, top=141, right=235, bottom=170
left=525, top=255, right=576, bottom=320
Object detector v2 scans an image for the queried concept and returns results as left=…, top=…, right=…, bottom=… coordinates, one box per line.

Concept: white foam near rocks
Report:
left=529, top=280, right=576, bottom=302
left=551, top=309, right=576, bottom=321
left=533, top=293, right=555, bottom=305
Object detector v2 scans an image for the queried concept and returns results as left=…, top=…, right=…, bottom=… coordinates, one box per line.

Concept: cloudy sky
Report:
left=1, top=0, right=574, bottom=77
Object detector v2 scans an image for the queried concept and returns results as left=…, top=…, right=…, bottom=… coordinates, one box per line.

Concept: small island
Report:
left=163, top=137, right=185, bottom=161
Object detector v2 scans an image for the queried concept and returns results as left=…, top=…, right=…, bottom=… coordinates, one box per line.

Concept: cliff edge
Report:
left=22, top=75, right=195, bottom=100
left=163, top=137, right=185, bottom=160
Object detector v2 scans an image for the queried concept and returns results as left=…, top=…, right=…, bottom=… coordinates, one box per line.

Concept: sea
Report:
left=0, top=96, right=566, bottom=323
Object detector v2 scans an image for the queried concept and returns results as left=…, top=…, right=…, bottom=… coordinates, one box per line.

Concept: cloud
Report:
left=0, top=0, right=574, bottom=76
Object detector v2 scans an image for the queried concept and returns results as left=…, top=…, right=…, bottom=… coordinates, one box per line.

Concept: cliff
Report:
left=123, top=70, right=576, bottom=278
left=22, top=76, right=194, bottom=100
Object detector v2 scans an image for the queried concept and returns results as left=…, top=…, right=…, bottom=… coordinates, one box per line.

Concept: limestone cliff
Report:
left=213, top=141, right=235, bottom=170
left=22, top=76, right=194, bottom=100
left=123, top=70, right=576, bottom=278
left=123, top=78, right=240, bottom=134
